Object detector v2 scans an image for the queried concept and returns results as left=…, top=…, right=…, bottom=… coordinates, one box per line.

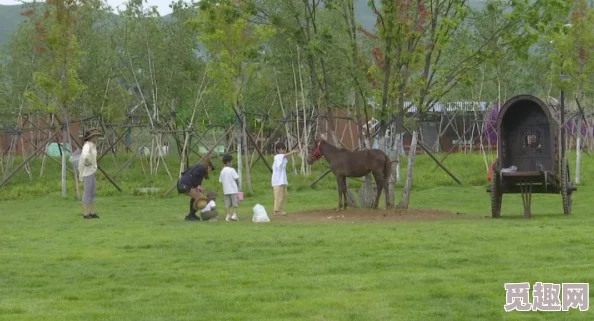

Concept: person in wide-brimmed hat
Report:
left=79, top=128, right=101, bottom=219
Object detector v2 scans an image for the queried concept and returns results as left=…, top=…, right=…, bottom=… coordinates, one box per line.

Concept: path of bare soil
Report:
left=272, top=208, right=469, bottom=223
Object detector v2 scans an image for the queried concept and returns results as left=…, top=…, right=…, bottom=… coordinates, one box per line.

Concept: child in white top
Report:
left=218, top=154, right=240, bottom=222
left=271, top=142, right=298, bottom=216
left=200, top=191, right=219, bottom=221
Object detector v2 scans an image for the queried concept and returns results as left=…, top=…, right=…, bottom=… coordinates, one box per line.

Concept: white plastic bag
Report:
left=252, top=204, right=270, bottom=223
left=69, top=149, right=82, bottom=167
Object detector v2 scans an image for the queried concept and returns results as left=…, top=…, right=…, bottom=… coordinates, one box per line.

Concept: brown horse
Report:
left=307, top=139, right=392, bottom=210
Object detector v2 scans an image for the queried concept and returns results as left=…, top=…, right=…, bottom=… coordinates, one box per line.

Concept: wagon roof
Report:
left=497, top=94, right=559, bottom=127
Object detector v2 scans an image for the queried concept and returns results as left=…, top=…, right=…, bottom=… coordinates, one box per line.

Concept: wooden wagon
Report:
left=486, top=94, right=577, bottom=218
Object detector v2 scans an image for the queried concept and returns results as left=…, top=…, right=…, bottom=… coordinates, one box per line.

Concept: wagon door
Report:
left=501, top=101, right=553, bottom=172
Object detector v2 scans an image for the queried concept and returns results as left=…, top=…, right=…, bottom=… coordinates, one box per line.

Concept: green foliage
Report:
left=23, top=1, right=88, bottom=114
left=190, top=0, right=274, bottom=108
left=0, top=50, right=9, bottom=115
left=75, top=2, right=130, bottom=122
left=362, top=0, right=574, bottom=116
left=3, top=7, right=45, bottom=112
left=114, top=0, right=209, bottom=129
left=0, top=0, right=594, bottom=134
left=547, top=0, right=594, bottom=98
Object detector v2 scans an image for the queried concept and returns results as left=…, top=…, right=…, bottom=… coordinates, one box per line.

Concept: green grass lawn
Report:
left=1, top=152, right=593, bottom=320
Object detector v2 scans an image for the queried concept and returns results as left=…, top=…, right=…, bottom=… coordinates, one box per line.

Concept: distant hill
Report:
left=0, top=4, right=25, bottom=45
left=0, top=3, right=164, bottom=47
left=355, top=0, right=487, bottom=30
left=0, top=1, right=488, bottom=47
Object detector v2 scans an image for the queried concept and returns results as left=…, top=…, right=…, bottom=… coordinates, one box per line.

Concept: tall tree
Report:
left=3, top=6, right=45, bottom=119
left=190, top=0, right=274, bottom=194
left=548, top=0, right=594, bottom=100
left=324, top=0, right=378, bottom=207
left=24, top=0, right=91, bottom=197
left=114, top=0, right=197, bottom=178
left=362, top=0, right=572, bottom=208
left=75, top=0, right=130, bottom=122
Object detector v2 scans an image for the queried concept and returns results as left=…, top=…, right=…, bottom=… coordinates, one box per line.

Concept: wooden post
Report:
left=231, top=107, right=273, bottom=173
left=403, top=125, right=462, bottom=185
left=0, top=133, right=58, bottom=189
left=65, top=116, right=80, bottom=199
left=560, top=90, right=566, bottom=157
left=576, top=117, right=582, bottom=184
left=248, top=123, right=283, bottom=171
left=309, top=169, right=332, bottom=188
left=53, top=114, right=132, bottom=193
left=60, top=115, right=68, bottom=198
left=574, top=98, right=590, bottom=185
left=68, top=131, right=123, bottom=192
left=397, top=130, right=418, bottom=209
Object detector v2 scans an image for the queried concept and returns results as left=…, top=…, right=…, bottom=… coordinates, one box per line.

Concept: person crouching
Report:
left=177, top=159, right=215, bottom=221
left=200, top=191, right=219, bottom=221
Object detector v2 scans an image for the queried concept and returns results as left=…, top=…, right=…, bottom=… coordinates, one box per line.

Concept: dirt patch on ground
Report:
left=274, top=208, right=467, bottom=223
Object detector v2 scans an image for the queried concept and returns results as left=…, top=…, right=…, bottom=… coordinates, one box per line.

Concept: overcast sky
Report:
left=0, top=0, right=176, bottom=16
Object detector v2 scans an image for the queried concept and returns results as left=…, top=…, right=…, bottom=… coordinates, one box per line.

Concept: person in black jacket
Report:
left=177, top=159, right=215, bottom=221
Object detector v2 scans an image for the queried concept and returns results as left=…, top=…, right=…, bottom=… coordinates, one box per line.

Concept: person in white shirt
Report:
left=218, top=154, right=240, bottom=222
left=200, top=191, right=219, bottom=221
left=271, top=142, right=298, bottom=216
left=78, top=128, right=101, bottom=219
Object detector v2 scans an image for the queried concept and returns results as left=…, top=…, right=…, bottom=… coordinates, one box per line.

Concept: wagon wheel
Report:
left=491, top=158, right=503, bottom=218
left=560, top=156, right=572, bottom=215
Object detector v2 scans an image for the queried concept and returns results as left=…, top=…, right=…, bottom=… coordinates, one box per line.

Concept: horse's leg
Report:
left=374, top=180, right=384, bottom=210
left=372, top=172, right=383, bottom=210
left=384, top=179, right=391, bottom=209
left=384, top=159, right=393, bottom=209
left=336, top=176, right=343, bottom=211
left=340, top=176, right=348, bottom=210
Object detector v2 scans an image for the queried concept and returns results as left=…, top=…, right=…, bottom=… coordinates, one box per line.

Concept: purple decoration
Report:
left=482, top=104, right=500, bottom=145
left=565, top=118, right=590, bottom=137
left=482, top=103, right=593, bottom=144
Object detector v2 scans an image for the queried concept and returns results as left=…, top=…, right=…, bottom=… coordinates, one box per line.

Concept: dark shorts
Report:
left=177, top=181, right=192, bottom=194
left=201, top=209, right=218, bottom=221
left=82, top=174, right=97, bottom=205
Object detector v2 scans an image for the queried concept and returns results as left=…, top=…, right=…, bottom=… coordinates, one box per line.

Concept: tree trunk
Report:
left=150, top=135, right=155, bottom=175
left=65, top=116, right=80, bottom=199
left=576, top=118, right=582, bottom=184
left=349, top=24, right=375, bottom=207
left=387, top=132, right=402, bottom=206
left=345, top=184, right=358, bottom=208
left=236, top=111, right=243, bottom=191
left=294, top=63, right=303, bottom=162
left=242, top=109, right=253, bottom=194
left=396, top=133, right=404, bottom=182
left=61, top=114, right=68, bottom=198
left=180, top=131, right=190, bottom=176
left=397, top=130, right=418, bottom=209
